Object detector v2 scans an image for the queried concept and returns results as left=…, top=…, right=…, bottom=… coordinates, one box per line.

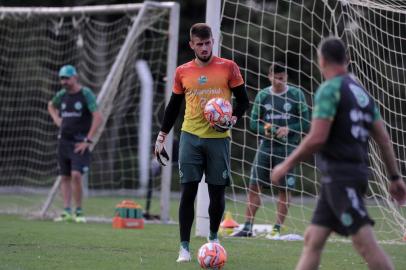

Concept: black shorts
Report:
left=57, top=139, right=90, bottom=176
left=311, top=177, right=374, bottom=236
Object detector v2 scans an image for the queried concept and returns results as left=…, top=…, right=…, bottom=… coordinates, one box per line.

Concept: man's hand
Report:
left=271, top=163, right=291, bottom=186
left=74, top=142, right=90, bottom=155
left=276, top=127, right=289, bottom=139
left=389, top=178, right=406, bottom=205
left=155, top=131, right=170, bottom=166
left=213, top=116, right=237, bottom=132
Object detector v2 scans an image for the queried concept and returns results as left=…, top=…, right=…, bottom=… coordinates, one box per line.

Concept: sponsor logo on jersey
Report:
left=187, top=88, right=223, bottom=97
left=61, top=103, right=66, bottom=110
left=198, top=75, right=208, bottom=85
left=283, top=102, right=292, bottom=111
left=61, top=111, right=82, bottom=118
left=264, top=104, right=273, bottom=111
left=349, top=83, right=369, bottom=108
left=74, top=101, right=83, bottom=111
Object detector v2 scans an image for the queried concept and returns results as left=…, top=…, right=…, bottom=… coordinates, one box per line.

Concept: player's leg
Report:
left=272, top=189, right=290, bottom=236
left=177, top=132, right=204, bottom=262
left=233, top=144, right=269, bottom=237
left=203, top=136, right=231, bottom=241
left=270, top=154, right=295, bottom=237
left=60, top=175, right=72, bottom=212
left=246, top=184, right=261, bottom=227
left=71, top=146, right=91, bottom=223
left=295, top=224, right=331, bottom=270
left=351, top=225, right=394, bottom=270
left=178, top=182, right=199, bottom=249
left=207, top=183, right=226, bottom=242
left=71, top=171, right=83, bottom=216
left=55, top=140, right=74, bottom=222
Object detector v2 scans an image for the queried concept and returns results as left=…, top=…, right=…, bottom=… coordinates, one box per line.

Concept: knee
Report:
left=303, top=229, right=324, bottom=252
left=71, top=171, right=82, bottom=181
left=352, top=234, right=376, bottom=259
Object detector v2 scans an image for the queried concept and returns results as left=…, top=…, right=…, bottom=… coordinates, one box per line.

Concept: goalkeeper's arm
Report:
left=231, top=84, right=249, bottom=121
left=160, top=92, right=184, bottom=133
left=155, top=92, right=184, bottom=166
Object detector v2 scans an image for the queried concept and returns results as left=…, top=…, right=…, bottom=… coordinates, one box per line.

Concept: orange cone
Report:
left=219, top=211, right=239, bottom=236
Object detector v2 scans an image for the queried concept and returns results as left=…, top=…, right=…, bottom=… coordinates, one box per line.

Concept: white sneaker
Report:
left=207, top=236, right=220, bottom=244
left=176, top=247, right=191, bottom=263
left=207, top=237, right=220, bottom=244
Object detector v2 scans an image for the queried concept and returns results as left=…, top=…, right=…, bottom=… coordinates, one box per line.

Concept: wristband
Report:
left=83, top=137, right=93, bottom=144
left=389, top=175, right=400, bottom=181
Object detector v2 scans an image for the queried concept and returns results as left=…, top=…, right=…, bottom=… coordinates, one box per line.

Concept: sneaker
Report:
left=176, top=247, right=191, bottom=263
left=54, top=210, right=74, bottom=222
left=74, top=214, right=87, bottom=223
left=230, top=229, right=253, bottom=237
left=265, top=228, right=281, bottom=240
left=207, top=236, right=220, bottom=244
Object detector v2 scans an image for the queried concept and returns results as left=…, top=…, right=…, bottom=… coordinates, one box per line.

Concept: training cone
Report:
left=219, top=211, right=239, bottom=236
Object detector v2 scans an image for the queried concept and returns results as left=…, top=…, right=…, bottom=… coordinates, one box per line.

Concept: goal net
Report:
left=0, top=2, right=179, bottom=221
left=221, top=0, right=406, bottom=242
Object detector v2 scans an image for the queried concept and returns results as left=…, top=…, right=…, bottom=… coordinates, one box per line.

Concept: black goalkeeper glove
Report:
left=212, top=116, right=237, bottom=132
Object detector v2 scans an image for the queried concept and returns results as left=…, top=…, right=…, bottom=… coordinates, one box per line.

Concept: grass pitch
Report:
left=1, top=195, right=406, bottom=269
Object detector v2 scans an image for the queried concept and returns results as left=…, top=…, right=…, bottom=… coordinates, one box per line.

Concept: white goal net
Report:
left=0, top=2, right=179, bottom=221
left=221, top=0, right=406, bottom=242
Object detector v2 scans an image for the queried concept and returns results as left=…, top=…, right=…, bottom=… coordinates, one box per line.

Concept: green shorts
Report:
left=249, top=141, right=296, bottom=190
left=179, top=131, right=231, bottom=186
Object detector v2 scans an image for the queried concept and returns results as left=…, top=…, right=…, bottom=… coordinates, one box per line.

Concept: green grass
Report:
left=1, top=195, right=406, bottom=269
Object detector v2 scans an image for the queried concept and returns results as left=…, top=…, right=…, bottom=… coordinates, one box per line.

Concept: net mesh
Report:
left=221, top=0, right=406, bottom=241
left=0, top=4, right=173, bottom=217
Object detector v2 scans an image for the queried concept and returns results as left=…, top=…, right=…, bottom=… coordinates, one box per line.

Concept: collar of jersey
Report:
left=269, top=85, right=288, bottom=96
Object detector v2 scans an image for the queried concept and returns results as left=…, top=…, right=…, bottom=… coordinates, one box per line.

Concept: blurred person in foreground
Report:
left=272, top=37, right=406, bottom=270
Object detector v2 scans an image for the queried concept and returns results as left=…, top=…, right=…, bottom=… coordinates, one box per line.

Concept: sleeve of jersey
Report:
left=288, top=90, right=310, bottom=135
left=373, top=103, right=382, bottom=122
left=172, top=67, right=184, bottom=94
left=83, top=88, right=98, bottom=112
left=249, top=92, right=266, bottom=135
left=312, top=83, right=340, bottom=120
left=228, top=61, right=244, bottom=88
left=51, top=90, right=65, bottom=108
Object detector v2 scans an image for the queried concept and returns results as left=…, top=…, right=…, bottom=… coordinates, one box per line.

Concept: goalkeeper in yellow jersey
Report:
left=232, top=62, right=310, bottom=238
left=154, top=23, right=249, bottom=263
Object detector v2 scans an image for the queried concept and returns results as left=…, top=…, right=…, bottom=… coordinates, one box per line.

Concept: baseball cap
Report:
left=58, top=65, right=77, bottom=78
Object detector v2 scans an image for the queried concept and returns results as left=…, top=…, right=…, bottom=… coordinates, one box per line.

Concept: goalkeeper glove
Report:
left=155, top=131, right=170, bottom=166
left=212, top=116, right=237, bottom=132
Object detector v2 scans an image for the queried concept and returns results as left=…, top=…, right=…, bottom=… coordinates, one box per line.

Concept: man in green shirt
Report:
left=232, top=62, right=310, bottom=238
left=48, top=65, right=103, bottom=223
left=272, top=37, right=406, bottom=270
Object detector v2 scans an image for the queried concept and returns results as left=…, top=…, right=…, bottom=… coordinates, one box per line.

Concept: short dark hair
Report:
left=318, top=37, right=347, bottom=65
left=190, top=23, right=212, bottom=40
left=269, top=62, right=287, bottom=74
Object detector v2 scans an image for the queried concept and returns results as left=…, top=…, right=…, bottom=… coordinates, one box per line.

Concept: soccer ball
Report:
left=197, top=242, right=227, bottom=269
left=204, top=98, right=233, bottom=127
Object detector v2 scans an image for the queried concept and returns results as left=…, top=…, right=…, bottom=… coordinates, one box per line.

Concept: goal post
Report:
left=0, top=2, right=179, bottom=223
